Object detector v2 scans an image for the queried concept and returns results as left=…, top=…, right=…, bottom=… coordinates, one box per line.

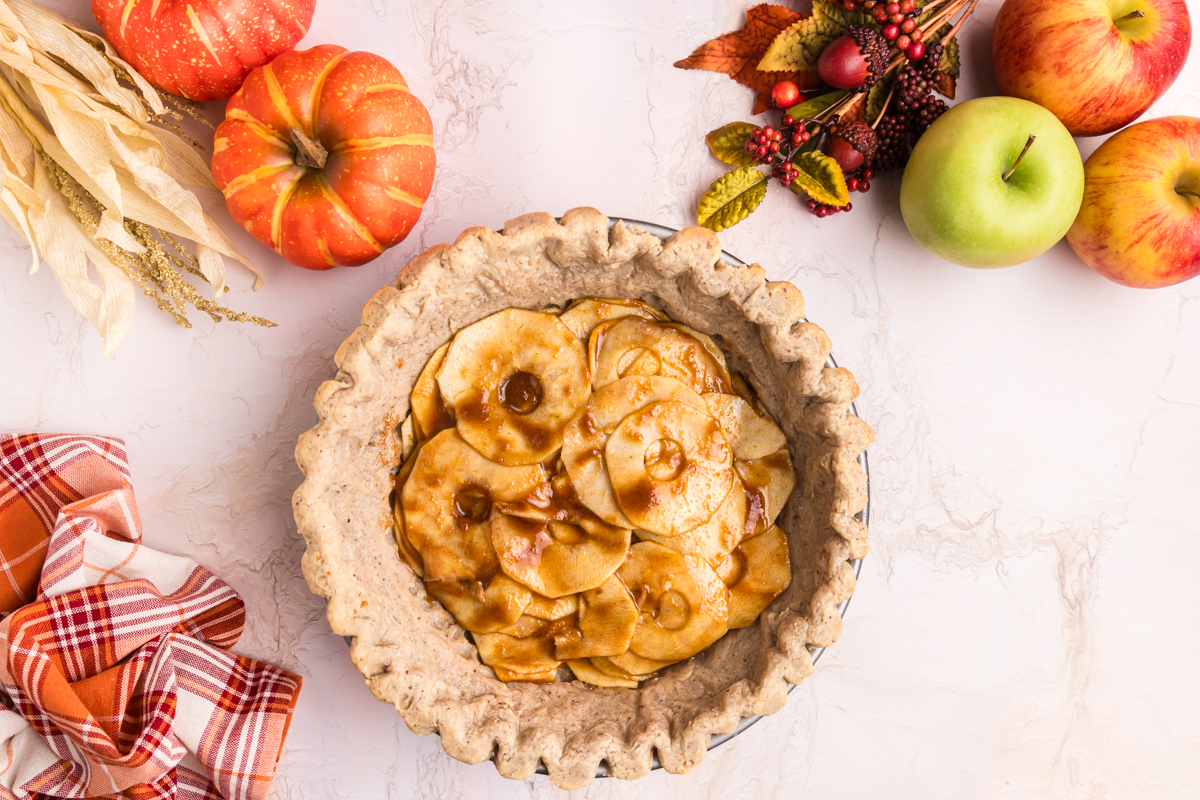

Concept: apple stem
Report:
left=1178, top=189, right=1200, bottom=199
left=1114, top=9, right=1146, bottom=25
left=290, top=126, right=328, bottom=170
left=1002, top=135, right=1037, bottom=182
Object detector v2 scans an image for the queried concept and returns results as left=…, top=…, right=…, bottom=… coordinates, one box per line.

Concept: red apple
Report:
left=1067, top=116, right=1200, bottom=287
left=992, top=0, right=1191, bottom=137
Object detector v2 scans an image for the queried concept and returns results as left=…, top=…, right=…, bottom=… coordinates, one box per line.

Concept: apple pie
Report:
left=294, top=209, right=871, bottom=788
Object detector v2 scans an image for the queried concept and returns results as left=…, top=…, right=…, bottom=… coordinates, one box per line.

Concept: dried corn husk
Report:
left=0, top=0, right=271, bottom=357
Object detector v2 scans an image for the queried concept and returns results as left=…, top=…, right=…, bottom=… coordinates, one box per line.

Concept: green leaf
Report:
left=935, top=35, right=959, bottom=98
left=705, top=122, right=761, bottom=167
left=757, top=0, right=868, bottom=72
left=785, top=89, right=850, bottom=120
left=697, top=167, right=769, bottom=232
left=940, top=35, right=960, bottom=78
left=816, top=0, right=876, bottom=30
left=787, top=151, right=849, bottom=206
left=865, top=70, right=896, bottom=123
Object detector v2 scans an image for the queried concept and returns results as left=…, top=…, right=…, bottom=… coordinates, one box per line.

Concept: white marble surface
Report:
left=3, top=0, right=1200, bottom=797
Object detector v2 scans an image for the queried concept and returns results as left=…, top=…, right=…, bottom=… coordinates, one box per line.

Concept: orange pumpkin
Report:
left=211, top=45, right=436, bottom=270
left=92, top=0, right=315, bottom=102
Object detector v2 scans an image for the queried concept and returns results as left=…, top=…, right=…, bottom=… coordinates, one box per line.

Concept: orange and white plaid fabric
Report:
left=0, top=434, right=301, bottom=800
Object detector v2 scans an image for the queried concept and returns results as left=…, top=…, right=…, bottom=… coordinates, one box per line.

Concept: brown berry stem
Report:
left=290, top=126, right=328, bottom=169
left=1114, top=9, right=1146, bottom=25
left=1002, top=135, right=1036, bottom=182
left=872, top=81, right=898, bottom=129
left=917, top=0, right=968, bottom=36
left=938, top=0, right=981, bottom=45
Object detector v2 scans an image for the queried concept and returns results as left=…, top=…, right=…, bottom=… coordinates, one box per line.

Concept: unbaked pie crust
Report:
left=293, top=208, right=872, bottom=789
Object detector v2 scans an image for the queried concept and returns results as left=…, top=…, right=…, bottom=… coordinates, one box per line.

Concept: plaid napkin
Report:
left=0, top=434, right=301, bottom=800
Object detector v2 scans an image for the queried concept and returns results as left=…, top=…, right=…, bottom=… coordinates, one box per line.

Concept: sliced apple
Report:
left=618, top=542, right=729, bottom=662
left=401, top=429, right=548, bottom=581
left=605, top=400, right=733, bottom=537
left=586, top=319, right=618, bottom=383
left=427, top=573, right=532, bottom=633
left=711, top=547, right=741, bottom=585
left=397, top=415, right=416, bottom=462
left=561, top=376, right=706, bottom=527
left=592, top=317, right=732, bottom=394
left=560, top=297, right=667, bottom=339
left=554, top=575, right=638, bottom=660
left=525, top=591, right=578, bottom=620
left=437, top=308, right=590, bottom=466
left=566, top=658, right=638, bottom=689
left=721, top=525, right=791, bottom=629
left=392, top=442, right=425, bottom=576
left=729, top=372, right=770, bottom=416
left=411, top=341, right=454, bottom=441
left=392, top=512, right=425, bottom=576
left=637, top=475, right=749, bottom=560
left=667, top=324, right=730, bottom=381
left=498, top=614, right=551, bottom=638
left=735, top=447, right=797, bottom=532
left=703, top=393, right=788, bottom=460
left=600, top=649, right=674, bottom=677
left=495, top=457, right=612, bottom=531
left=473, top=632, right=559, bottom=683
left=489, top=514, right=630, bottom=597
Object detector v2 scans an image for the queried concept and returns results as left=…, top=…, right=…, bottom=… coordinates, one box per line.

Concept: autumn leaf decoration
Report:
left=678, top=0, right=977, bottom=232
left=697, top=167, right=769, bottom=231
left=673, top=5, right=825, bottom=115
left=757, top=1, right=875, bottom=73
left=705, top=123, right=762, bottom=168
left=787, top=152, right=850, bottom=206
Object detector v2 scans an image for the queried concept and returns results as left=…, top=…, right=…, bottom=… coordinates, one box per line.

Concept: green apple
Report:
left=900, top=97, right=1085, bottom=268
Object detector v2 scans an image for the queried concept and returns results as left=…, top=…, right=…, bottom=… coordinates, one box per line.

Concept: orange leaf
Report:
left=839, top=92, right=867, bottom=124
left=674, top=3, right=824, bottom=114
left=935, top=72, right=957, bottom=99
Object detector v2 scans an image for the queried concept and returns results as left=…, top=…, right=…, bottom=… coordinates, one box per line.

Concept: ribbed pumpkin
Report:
left=211, top=45, right=436, bottom=270
left=92, top=0, right=315, bottom=102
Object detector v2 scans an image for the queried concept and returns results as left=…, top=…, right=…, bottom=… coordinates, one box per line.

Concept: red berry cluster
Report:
left=846, top=0, right=926, bottom=61
left=847, top=170, right=875, bottom=193
left=773, top=161, right=801, bottom=188
left=802, top=168, right=875, bottom=217
left=742, top=114, right=814, bottom=190
left=806, top=199, right=853, bottom=218
left=744, top=125, right=784, bottom=162
left=786, top=117, right=814, bottom=147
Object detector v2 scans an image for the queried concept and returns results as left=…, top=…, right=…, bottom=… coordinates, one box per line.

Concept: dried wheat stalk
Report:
left=0, top=0, right=272, bottom=357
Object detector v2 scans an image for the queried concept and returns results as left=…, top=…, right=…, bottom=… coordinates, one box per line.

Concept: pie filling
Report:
left=392, top=298, right=795, bottom=687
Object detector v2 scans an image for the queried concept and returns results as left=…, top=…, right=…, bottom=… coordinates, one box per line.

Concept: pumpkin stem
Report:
left=290, top=127, right=328, bottom=170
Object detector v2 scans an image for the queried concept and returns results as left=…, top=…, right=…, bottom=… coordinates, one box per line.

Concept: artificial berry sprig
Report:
left=860, top=0, right=927, bottom=61
left=742, top=116, right=817, bottom=190
left=684, top=0, right=978, bottom=231
left=771, top=32, right=954, bottom=218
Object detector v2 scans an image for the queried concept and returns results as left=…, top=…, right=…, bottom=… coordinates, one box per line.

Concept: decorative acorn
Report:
left=817, top=25, right=890, bottom=90
left=825, top=120, right=879, bottom=172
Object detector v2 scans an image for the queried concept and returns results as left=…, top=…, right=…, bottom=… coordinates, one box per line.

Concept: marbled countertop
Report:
left=3, top=0, right=1199, bottom=797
